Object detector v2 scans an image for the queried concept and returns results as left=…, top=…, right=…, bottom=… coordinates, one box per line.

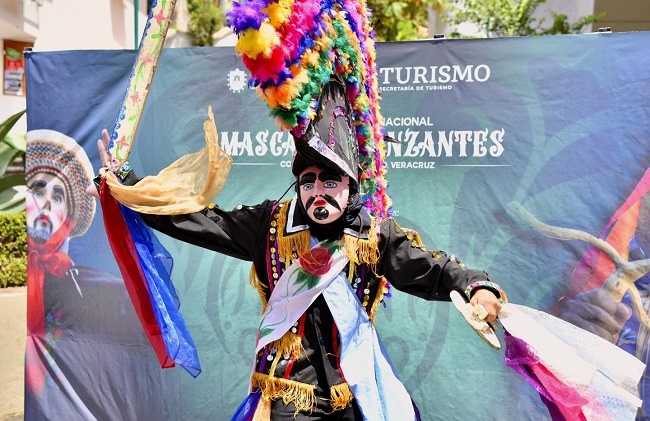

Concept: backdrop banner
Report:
left=25, top=32, right=650, bottom=420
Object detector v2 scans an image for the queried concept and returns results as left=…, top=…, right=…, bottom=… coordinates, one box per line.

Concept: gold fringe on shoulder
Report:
left=369, top=276, right=389, bottom=324
left=104, top=106, right=233, bottom=214
left=249, top=264, right=268, bottom=313
left=276, top=201, right=311, bottom=262
left=275, top=199, right=289, bottom=232
left=268, top=330, right=303, bottom=360
left=343, top=218, right=379, bottom=266
left=329, top=383, right=354, bottom=411
left=251, top=372, right=316, bottom=415
left=278, top=229, right=311, bottom=263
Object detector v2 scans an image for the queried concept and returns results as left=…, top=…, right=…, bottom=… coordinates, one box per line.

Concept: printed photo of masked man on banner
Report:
left=24, top=129, right=170, bottom=420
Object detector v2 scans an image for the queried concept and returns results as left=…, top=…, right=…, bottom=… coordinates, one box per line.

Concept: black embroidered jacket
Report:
left=134, top=194, right=495, bottom=412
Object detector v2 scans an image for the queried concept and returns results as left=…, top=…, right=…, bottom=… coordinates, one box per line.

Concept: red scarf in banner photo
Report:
left=26, top=216, right=73, bottom=395
left=27, top=217, right=74, bottom=335
left=98, top=178, right=173, bottom=369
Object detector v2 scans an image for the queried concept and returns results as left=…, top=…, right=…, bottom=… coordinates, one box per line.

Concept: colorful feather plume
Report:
left=226, top=0, right=391, bottom=218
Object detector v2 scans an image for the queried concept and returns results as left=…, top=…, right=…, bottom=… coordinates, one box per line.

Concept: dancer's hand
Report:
left=86, top=129, right=112, bottom=199
left=470, top=289, right=502, bottom=323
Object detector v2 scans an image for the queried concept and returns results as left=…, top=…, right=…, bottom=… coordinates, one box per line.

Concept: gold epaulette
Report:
left=342, top=216, right=379, bottom=266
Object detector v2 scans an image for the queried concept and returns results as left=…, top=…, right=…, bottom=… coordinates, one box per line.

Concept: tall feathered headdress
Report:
left=226, top=0, right=391, bottom=218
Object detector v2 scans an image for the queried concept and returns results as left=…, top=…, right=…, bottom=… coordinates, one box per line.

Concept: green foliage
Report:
left=368, top=0, right=426, bottom=41
left=181, top=0, right=606, bottom=43
left=0, top=211, right=27, bottom=288
left=368, top=0, right=449, bottom=41
left=539, top=12, right=607, bottom=36
left=187, top=0, right=224, bottom=46
left=0, top=110, right=26, bottom=213
left=0, top=109, right=25, bottom=141
left=0, top=174, right=27, bottom=213
left=444, top=0, right=606, bottom=38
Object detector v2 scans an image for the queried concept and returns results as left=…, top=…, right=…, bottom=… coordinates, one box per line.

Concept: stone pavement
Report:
left=0, top=287, right=26, bottom=420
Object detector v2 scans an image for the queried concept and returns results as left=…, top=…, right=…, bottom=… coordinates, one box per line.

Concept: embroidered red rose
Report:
left=299, top=247, right=333, bottom=276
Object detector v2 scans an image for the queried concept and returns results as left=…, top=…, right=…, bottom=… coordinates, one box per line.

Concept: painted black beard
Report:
left=294, top=191, right=350, bottom=241
left=305, top=194, right=341, bottom=211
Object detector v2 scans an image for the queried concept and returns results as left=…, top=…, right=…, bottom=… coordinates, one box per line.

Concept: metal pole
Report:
left=134, top=0, right=139, bottom=49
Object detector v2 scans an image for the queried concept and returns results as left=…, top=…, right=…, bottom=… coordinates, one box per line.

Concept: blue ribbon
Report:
left=120, top=204, right=202, bottom=377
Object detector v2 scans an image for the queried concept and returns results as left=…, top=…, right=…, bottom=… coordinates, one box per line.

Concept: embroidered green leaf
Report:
left=321, top=239, right=334, bottom=249
left=292, top=271, right=319, bottom=294
left=259, top=327, right=274, bottom=339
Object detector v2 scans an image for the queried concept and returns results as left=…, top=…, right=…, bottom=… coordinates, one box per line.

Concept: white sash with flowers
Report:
left=254, top=236, right=416, bottom=420
left=255, top=237, right=348, bottom=352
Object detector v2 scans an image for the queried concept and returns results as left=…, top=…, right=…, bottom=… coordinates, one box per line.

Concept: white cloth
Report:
left=324, top=272, right=416, bottom=420
left=500, top=304, right=644, bottom=420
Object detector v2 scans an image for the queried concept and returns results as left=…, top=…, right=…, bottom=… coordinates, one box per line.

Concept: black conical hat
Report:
left=291, top=77, right=359, bottom=179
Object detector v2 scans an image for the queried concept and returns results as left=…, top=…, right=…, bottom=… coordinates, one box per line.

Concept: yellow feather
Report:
left=236, top=23, right=280, bottom=59
left=263, top=0, right=294, bottom=27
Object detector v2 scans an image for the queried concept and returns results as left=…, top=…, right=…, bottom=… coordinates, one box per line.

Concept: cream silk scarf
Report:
left=103, top=106, right=232, bottom=215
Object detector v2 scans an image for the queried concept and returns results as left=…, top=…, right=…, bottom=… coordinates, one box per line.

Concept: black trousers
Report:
left=271, top=398, right=362, bottom=421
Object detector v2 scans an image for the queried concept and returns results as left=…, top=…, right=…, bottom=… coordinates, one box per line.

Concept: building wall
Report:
left=595, top=0, right=650, bottom=32
left=34, top=0, right=144, bottom=51
left=536, top=0, right=650, bottom=33
left=0, top=1, right=38, bottom=42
